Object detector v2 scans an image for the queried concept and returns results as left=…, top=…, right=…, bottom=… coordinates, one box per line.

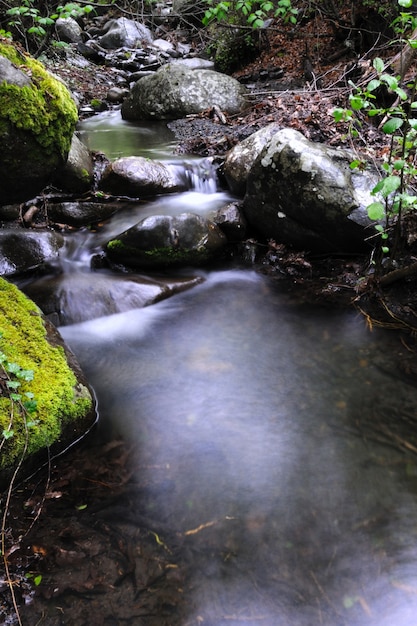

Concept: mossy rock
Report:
left=0, top=39, right=78, bottom=203
left=0, top=278, right=96, bottom=485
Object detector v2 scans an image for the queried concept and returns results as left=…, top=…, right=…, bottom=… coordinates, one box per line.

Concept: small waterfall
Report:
left=182, top=158, right=219, bottom=194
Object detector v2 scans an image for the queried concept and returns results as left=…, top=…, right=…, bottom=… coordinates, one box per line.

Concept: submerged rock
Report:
left=106, top=212, right=227, bottom=268
left=23, top=272, right=204, bottom=326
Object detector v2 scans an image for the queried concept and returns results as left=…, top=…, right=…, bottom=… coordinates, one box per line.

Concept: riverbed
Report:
left=7, top=111, right=417, bottom=626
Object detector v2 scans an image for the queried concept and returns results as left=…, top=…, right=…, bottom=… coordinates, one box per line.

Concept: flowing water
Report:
left=19, top=113, right=417, bottom=624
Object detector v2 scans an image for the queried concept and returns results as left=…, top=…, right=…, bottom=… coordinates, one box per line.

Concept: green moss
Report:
left=0, top=41, right=78, bottom=157
left=107, top=238, right=211, bottom=266
left=107, top=239, right=123, bottom=251
left=0, top=278, right=92, bottom=472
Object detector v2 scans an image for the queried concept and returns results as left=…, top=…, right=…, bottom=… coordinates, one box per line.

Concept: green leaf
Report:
left=373, top=57, right=385, bottom=74
left=373, top=175, right=401, bottom=197
left=382, top=117, right=403, bottom=134
left=34, top=574, right=42, bottom=586
left=380, top=74, right=399, bottom=90
left=367, top=202, right=385, bottom=221
left=395, top=87, right=408, bottom=100
left=399, top=0, right=413, bottom=7
left=349, top=95, right=365, bottom=110
left=6, top=380, right=20, bottom=390
left=2, top=429, right=14, bottom=440
left=393, top=159, right=405, bottom=170
left=367, top=79, right=381, bottom=92
left=407, top=39, right=417, bottom=49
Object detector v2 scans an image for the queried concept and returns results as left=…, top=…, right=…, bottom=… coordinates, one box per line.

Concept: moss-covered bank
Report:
left=0, top=278, right=94, bottom=476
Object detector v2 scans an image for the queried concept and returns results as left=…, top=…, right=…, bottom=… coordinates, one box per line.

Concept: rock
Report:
left=121, top=64, right=248, bottom=120
left=171, top=57, right=215, bottom=70
left=97, top=17, right=153, bottom=49
left=55, top=17, right=84, bottom=44
left=54, top=134, right=94, bottom=194
left=243, top=128, right=379, bottom=253
left=223, top=123, right=281, bottom=195
left=23, top=272, right=204, bottom=326
left=214, top=202, right=247, bottom=240
left=106, top=86, right=129, bottom=103
left=105, top=213, right=227, bottom=268
left=0, top=278, right=96, bottom=483
left=47, top=201, right=128, bottom=228
left=150, top=38, right=176, bottom=55
left=0, top=230, right=64, bottom=277
left=0, top=42, right=78, bottom=203
left=98, top=156, right=187, bottom=197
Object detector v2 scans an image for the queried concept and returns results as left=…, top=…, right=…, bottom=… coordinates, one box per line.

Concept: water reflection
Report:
left=78, top=110, right=178, bottom=160
left=61, top=269, right=417, bottom=625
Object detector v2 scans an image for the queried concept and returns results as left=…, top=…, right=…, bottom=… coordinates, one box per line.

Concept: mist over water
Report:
left=61, top=269, right=417, bottom=625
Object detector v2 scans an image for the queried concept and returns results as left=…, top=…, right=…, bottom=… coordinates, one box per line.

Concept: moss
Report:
left=0, top=40, right=78, bottom=158
left=107, top=238, right=211, bottom=266
left=0, top=278, right=93, bottom=472
left=107, top=239, right=123, bottom=251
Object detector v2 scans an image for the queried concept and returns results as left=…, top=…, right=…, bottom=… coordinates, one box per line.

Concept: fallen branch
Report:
left=379, top=260, right=417, bottom=286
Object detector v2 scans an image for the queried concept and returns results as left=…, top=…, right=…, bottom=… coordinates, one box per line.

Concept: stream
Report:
left=13, top=111, right=417, bottom=625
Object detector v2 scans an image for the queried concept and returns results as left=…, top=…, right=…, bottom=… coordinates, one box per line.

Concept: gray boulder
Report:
left=97, top=17, right=153, bottom=49
left=55, top=17, right=83, bottom=43
left=121, top=64, right=248, bottom=120
left=243, top=128, right=379, bottom=252
left=0, top=230, right=64, bottom=277
left=106, top=213, right=227, bottom=268
left=99, top=156, right=187, bottom=197
left=223, top=123, right=281, bottom=195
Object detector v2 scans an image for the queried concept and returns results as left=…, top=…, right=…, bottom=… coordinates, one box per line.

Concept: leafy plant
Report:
left=203, top=0, right=298, bottom=29
left=5, top=1, right=95, bottom=53
left=333, top=0, right=417, bottom=268
left=0, top=330, right=38, bottom=446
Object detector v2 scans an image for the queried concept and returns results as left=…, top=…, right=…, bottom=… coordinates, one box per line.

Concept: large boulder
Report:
left=105, top=213, right=227, bottom=268
left=98, top=156, right=187, bottom=197
left=97, top=17, right=153, bottom=49
left=223, top=123, right=281, bottom=196
left=0, top=278, right=96, bottom=482
left=243, top=128, right=379, bottom=252
left=0, top=42, right=78, bottom=203
left=121, top=64, right=248, bottom=120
